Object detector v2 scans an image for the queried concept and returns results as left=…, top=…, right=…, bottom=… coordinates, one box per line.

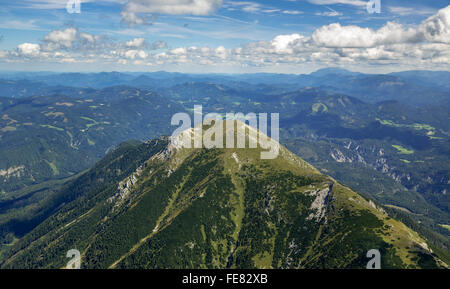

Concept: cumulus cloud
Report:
left=310, top=6, right=450, bottom=50
left=154, top=5, right=449, bottom=67
left=124, top=49, right=148, bottom=59
left=312, top=22, right=422, bottom=48
left=44, top=27, right=78, bottom=48
left=126, top=37, right=146, bottom=47
left=2, top=27, right=167, bottom=64
left=420, top=5, right=450, bottom=44
left=80, top=32, right=96, bottom=43
left=2, top=5, right=450, bottom=69
left=271, top=34, right=304, bottom=53
left=17, top=43, right=41, bottom=57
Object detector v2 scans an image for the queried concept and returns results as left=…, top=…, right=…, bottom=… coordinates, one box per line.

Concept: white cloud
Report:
left=420, top=5, right=450, bottom=44
left=271, top=34, right=304, bottom=53
left=124, top=49, right=148, bottom=59
left=312, top=22, right=422, bottom=48
left=170, top=47, right=187, bottom=55
left=44, top=27, right=78, bottom=48
left=312, top=23, right=376, bottom=48
left=156, top=6, right=449, bottom=68
left=122, top=0, right=222, bottom=25
left=311, top=6, right=450, bottom=49
left=80, top=32, right=96, bottom=43
left=126, top=37, right=145, bottom=47
left=17, top=43, right=41, bottom=57
left=4, top=27, right=169, bottom=65
left=3, top=5, right=450, bottom=69
left=125, top=0, right=222, bottom=15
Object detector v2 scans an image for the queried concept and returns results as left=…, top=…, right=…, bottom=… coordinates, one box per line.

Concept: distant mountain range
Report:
left=0, top=69, right=448, bottom=267
left=1, top=69, right=449, bottom=105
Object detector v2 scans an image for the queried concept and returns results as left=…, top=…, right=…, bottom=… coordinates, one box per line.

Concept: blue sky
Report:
left=0, top=0, right=449, bottom=73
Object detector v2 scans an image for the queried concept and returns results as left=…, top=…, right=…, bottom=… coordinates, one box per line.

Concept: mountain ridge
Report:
left=1, top=120, right=447, bottom=269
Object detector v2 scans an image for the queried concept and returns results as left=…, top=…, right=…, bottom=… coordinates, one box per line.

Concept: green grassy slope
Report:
left=1, top=121, right=447, bottom=269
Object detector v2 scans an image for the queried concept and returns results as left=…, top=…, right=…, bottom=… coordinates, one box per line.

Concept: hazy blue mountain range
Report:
left=1, top=69, right=449, bottom=105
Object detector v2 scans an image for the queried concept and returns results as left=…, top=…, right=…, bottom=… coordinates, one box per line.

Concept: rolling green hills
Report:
left=0, top=87, right=185, bottom=193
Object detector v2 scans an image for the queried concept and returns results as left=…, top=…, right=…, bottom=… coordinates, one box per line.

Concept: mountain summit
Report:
left=1, top=120, right=447, bottom=269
